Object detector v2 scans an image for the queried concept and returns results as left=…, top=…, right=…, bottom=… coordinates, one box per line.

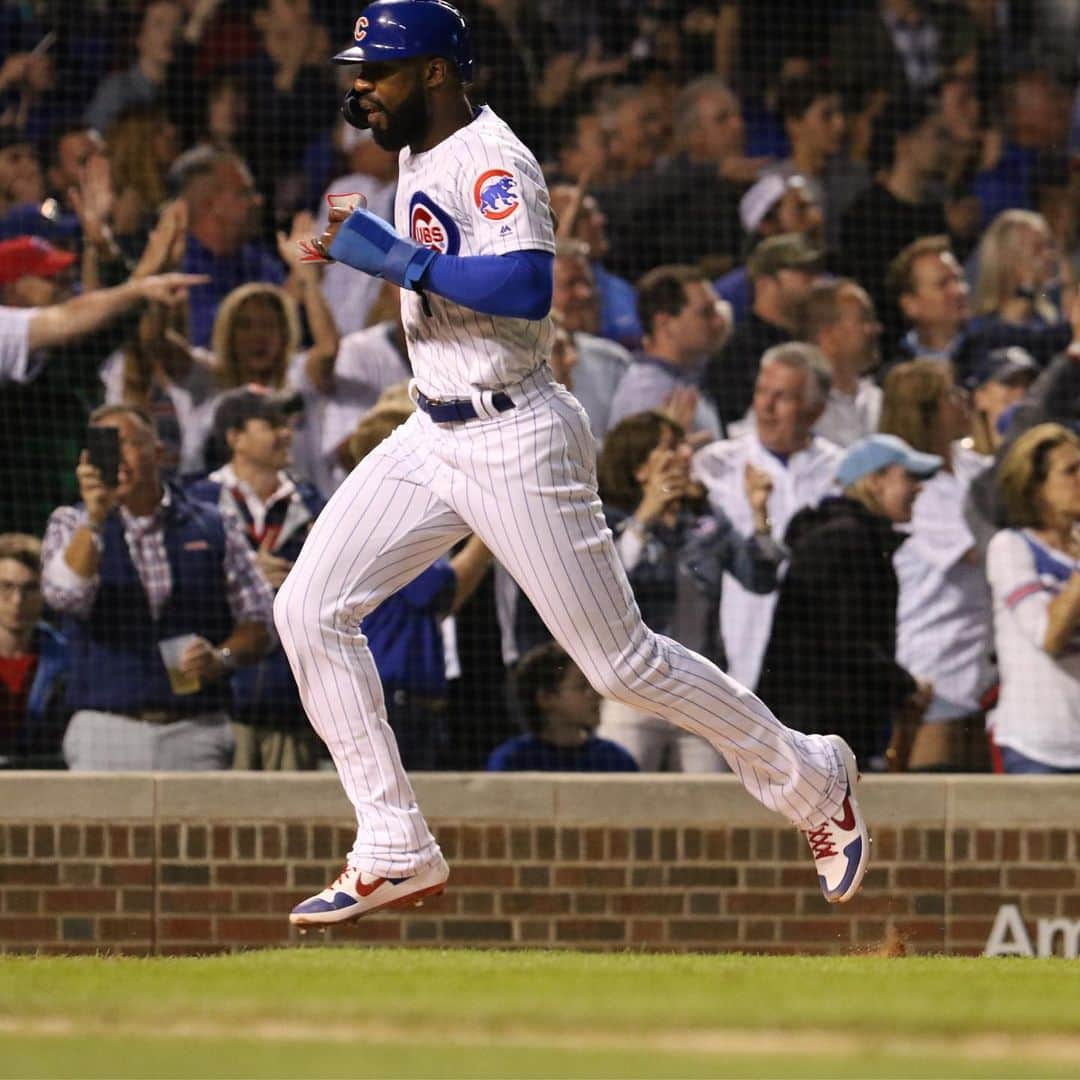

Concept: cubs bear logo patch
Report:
left=474, top=169, right=519, bottom=221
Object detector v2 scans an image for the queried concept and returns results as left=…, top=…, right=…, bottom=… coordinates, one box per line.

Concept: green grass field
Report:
left=3, top=948, right=1080, bottom=1079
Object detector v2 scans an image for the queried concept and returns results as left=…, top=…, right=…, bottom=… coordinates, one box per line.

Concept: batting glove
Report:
left=328, top=206, right=437, bottom=291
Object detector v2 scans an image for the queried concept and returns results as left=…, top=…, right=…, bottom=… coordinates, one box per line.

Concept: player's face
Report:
left=348, top=60, right=430, bottom=152
left=870, top=464, right=923, bottom=524
left=0, top=558, right=43, bottom=640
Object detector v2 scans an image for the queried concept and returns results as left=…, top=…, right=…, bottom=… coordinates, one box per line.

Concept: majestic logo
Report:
left=474, top=169, right=519, bottom=221
left=354, top=15, right=368, bottom=40
left=409, top=192, right=460, bottom=255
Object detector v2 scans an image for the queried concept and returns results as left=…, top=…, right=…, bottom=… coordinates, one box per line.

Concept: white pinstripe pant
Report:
left=275, top=367, right=846, bottom=876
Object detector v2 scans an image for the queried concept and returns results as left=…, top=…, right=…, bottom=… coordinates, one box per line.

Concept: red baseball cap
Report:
left=0, top=235, right=77, bottom=286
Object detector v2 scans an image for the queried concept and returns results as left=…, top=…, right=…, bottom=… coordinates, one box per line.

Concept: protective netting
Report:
left=0, top=1, right=1077, bottom=775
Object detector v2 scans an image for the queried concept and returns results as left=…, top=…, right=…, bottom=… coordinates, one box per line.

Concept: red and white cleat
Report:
left=289, top=854, right=449, bottom=926
left=804, top=735, right=870, bottom=903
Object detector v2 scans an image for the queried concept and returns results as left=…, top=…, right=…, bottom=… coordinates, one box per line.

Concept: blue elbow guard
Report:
left=423, top=250, right=552, bottom=320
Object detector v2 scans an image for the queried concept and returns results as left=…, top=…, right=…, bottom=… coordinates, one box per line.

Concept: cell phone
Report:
left=86, top=426, right=120, bottom=488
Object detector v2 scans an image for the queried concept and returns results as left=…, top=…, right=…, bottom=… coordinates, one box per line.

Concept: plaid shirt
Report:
left=42, top=487, right=276, bottom=632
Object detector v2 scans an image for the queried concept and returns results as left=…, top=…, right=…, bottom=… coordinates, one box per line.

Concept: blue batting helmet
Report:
left=332, top=0, right=473, bottom=81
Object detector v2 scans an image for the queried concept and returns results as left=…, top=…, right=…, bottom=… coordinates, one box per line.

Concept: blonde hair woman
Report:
left=211, top=283, right=301, bottom=392
left=987, top=423, right=1080, bottom=773
left=205, top=225, right=339, bottom=488
left=973, top=210, right=1058, bottom=322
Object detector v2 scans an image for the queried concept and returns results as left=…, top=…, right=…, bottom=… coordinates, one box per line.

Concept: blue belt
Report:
left=415, top=389, right=515, bottom=423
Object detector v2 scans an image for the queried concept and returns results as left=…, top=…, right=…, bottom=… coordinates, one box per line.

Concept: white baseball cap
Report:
left=739, top=173, right=808, bottom=235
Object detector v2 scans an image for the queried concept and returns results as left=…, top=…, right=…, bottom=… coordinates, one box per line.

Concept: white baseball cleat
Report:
left=289, top=854, right=449, bottom=926
left=804, top=735, right=870, bottom=904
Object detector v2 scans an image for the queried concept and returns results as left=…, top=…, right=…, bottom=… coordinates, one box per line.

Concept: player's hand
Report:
left=323, top=202, right=437, bottom=289
left=76, top=451, right=116, bottom=528
left=297, top=193, right=367, bottom=263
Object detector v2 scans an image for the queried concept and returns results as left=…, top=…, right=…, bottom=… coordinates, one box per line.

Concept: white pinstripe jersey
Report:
left=395, top=105, right=556, bottom=397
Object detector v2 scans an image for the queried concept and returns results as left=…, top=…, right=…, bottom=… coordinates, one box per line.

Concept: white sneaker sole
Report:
left=290, top=861, right=449, bottom=927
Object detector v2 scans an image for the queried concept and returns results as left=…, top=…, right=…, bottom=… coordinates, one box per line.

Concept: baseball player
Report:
left=280, top=0, right=871, bottom=927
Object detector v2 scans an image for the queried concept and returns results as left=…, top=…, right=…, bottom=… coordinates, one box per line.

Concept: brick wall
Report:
left=1, top=775, right=1078, bottom=955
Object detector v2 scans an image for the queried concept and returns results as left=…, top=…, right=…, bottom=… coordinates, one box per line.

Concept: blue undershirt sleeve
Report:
left=420, top=250, right=553, bottom=321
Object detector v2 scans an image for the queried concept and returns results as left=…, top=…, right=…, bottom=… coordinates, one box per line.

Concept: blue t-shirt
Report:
left=486, top=733, right=639, bottom=772
left=594, top=263, right=642, bottom=349
left=182, top=235, right=286, bottom=347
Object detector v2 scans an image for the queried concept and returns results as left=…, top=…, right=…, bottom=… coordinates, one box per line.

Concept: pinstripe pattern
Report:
left=275, top=369, right=848, bottom=874
left=274, top=110, right=849, bottom=878
left=396, top=107, right=555, bottom=399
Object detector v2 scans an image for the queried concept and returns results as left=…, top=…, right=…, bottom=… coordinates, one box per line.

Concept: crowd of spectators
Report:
left=1, top=0, right=1079, bottom=775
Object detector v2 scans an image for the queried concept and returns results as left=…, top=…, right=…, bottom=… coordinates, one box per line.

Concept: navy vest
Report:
left=185, top=476, right=323, bottom=721
left=64, top=487, right=234, bottom=715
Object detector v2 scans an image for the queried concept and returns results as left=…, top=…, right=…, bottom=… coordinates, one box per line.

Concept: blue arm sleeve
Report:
left=422, top=250, right=553, bottom=321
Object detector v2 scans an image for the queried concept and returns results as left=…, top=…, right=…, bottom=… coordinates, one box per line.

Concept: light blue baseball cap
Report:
left=835, top=434, right=942, bottom=488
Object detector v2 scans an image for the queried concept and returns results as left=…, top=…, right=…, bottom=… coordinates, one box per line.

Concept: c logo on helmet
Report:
left=474, top=169, right=519, bottom=221
left=354, top=15, right=368, bottom=41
